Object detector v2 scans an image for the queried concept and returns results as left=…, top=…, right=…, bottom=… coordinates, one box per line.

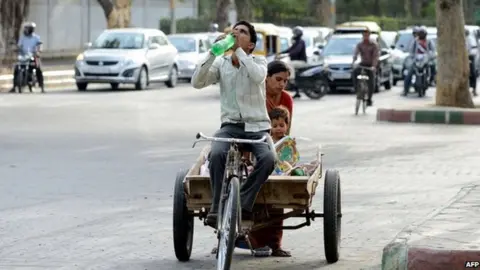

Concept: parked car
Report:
left=198, top=31, right=223, bottom=45
left=277, top=26, right=293, bottom=52
left=168, top=33, right=212, bottom=81
left=380, top=31, right=397, bottom=49
left=320, top=32, right=393, bottom=92
left=302, top=29, right=325, bottom=64
left=74, top=28, right=178, bottom=91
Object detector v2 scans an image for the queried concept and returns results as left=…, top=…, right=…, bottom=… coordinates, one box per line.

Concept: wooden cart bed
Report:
left=183, top=145, right=323, bottom=210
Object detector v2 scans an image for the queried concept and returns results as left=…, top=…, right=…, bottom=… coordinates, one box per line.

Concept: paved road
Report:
left=1, top=83, right=479, bottom=270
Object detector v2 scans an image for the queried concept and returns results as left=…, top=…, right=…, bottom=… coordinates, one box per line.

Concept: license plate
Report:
left=332, top=72, right=351, bottom=79
left=85, top=66, right=110, bottom=74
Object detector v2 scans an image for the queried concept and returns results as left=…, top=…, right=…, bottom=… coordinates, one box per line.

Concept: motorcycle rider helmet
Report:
left=412, top=26, right=420, bottom=37
left=292, top=26, right=304, bottom=39
left=23, top=22, right=36, bottom=36
left=209, top=23, right=219, bottom=33
left=417, top=26, right=427, bottom=40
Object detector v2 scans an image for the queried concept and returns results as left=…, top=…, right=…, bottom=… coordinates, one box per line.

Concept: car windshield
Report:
left=322, top=37, right=359, bottom=56
left=394, top=32, right=413, bottom=52
left=93, top=32, right=144, bottom=49
left=169, top=36, right=197, bottom=53
left=381, top=33, right=397, bottom=48
left=302, top=36, right=312, bottom=47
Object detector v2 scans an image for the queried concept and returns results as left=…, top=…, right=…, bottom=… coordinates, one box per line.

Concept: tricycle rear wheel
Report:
left=173, top=168, right=194, bottom=262
left=323, top=169, right=341, bottom=263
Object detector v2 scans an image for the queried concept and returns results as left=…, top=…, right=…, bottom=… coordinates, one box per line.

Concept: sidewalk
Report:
left=376, top=89, right=480, bottom=125
left=382, top=184, right=480, bottom=270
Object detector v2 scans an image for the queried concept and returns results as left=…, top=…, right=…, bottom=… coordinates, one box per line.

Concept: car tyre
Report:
left=135, top=66, right=148, bottom=90
left=165, top=65, right=178, bottom=88
left=110, top=83, right=119, bottom=90
left=384, top=70, right=393, bottom=90
left=76, top=82, right=87, bottom=91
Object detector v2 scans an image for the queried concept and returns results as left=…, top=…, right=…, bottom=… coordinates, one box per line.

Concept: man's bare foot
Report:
left=271, top=248, right=291, bottom=257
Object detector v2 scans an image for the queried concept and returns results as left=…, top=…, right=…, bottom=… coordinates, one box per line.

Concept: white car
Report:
left=168, top=33, right=212, bottom=81
left=74, top=28, right=178, bottom=91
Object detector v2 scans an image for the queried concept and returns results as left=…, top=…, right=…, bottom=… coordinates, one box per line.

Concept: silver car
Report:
left=167, top=33, right=212, bottom=81
left=74, top=28, right=178, bottom=91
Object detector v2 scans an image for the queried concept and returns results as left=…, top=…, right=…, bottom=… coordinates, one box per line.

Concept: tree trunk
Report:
left=435, top=0, right=474, bottom=108
left=234, top=0, right=252, bottom=21
left=215, top=0, right=230, bottom=31
left=410, top=0, right=422, bottom=18
left=373, top=0, right=381, bottom=16
left=313, top=0, right=331, bottom=27
left=0, top=0, right=30, bottom=73
left=97, top=0, right=132, bottom=28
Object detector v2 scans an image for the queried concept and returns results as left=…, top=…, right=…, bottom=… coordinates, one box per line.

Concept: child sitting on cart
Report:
left=269, top=106, right=305, bottom=176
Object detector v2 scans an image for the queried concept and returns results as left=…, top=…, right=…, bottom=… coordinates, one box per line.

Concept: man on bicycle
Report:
left=191, top=20, right=276, bottom=227
left=352, top=28, right=379, bottom=106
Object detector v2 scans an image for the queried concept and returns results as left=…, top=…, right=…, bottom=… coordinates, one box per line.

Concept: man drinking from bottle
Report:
left=191, top=21, right=276, bottom=227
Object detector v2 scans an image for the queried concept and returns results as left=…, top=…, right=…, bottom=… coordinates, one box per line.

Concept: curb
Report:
left=377, top=108, right=480, bottom=125
left=381, top=185, right=480, bottom=270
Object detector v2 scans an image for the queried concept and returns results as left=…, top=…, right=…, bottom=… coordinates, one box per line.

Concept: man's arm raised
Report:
left=234, top=47, right=267, bottom=84
left=191, top=53, right=221, bottom=89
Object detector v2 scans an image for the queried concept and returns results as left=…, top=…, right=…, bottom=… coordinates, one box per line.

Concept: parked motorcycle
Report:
left=14, top=51, right=38, bottom=93
left=404, top=54, right=430, bottom=97
left=276, top=53, right=329, bottom=100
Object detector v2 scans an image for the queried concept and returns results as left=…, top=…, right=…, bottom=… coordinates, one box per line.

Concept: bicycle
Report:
left=354, top=65, right=374, bottom=115
left=191, top=132, right=276, bottom=270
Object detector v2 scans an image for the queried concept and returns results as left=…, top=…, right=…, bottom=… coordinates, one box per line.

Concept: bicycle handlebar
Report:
left=192, top=132, right=270, bottom=148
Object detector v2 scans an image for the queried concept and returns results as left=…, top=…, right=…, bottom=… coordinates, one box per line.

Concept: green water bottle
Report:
left=211, top=34, right=235, bottom=56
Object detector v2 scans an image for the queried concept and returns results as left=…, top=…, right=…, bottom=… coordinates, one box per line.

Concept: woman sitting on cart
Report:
left=249, top=60, right=294, bottom=257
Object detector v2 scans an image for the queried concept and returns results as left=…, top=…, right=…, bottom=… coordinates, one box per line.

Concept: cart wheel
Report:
left=173, top=168, right=194, bottom=262
left=323, top=169, right=341, bottom=263
left=217, top=177, right=239, bottom=270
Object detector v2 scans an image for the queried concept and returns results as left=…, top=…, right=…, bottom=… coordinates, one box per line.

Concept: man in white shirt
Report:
left=191, top=20, right=275, bottom=227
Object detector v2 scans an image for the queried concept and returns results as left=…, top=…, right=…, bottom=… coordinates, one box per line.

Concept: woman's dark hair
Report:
left=269, top=106, right=290, bottom=125
left=233, top=20, right=257, bottom=52
left=267, top=60, right=290, bottom=77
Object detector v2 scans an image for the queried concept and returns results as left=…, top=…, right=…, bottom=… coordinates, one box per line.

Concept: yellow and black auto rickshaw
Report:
left=224, top=22, right=284, bottom=59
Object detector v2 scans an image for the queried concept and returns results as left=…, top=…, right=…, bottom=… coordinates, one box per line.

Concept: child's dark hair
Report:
left=267, top=60, right=290, bottom=77
left=233, top=20, right=257, bottom=52
left=269, top=106, right=290, bottom=125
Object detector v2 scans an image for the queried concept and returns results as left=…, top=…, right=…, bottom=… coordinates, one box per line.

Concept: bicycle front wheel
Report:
left=216, top=176, right=239, bottom=270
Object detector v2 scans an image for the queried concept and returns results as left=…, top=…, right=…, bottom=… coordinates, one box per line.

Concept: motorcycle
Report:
left=404, top=54, right=430, bottom=97
left=14, top=50, right=38, bottom=93
left=276, top=53, right=329, bottom=100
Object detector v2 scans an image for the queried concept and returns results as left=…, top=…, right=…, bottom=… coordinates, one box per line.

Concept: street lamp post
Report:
left=329, top=0, right=336, bottom=28
left=170, top=0, right=176, bottom=34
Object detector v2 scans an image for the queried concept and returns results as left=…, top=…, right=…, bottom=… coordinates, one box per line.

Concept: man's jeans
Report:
left=352, top=66, right=375, bottom=102
left=208, top=123, right=275, bottom=213
left=403, top=65, right=414, bottom=94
